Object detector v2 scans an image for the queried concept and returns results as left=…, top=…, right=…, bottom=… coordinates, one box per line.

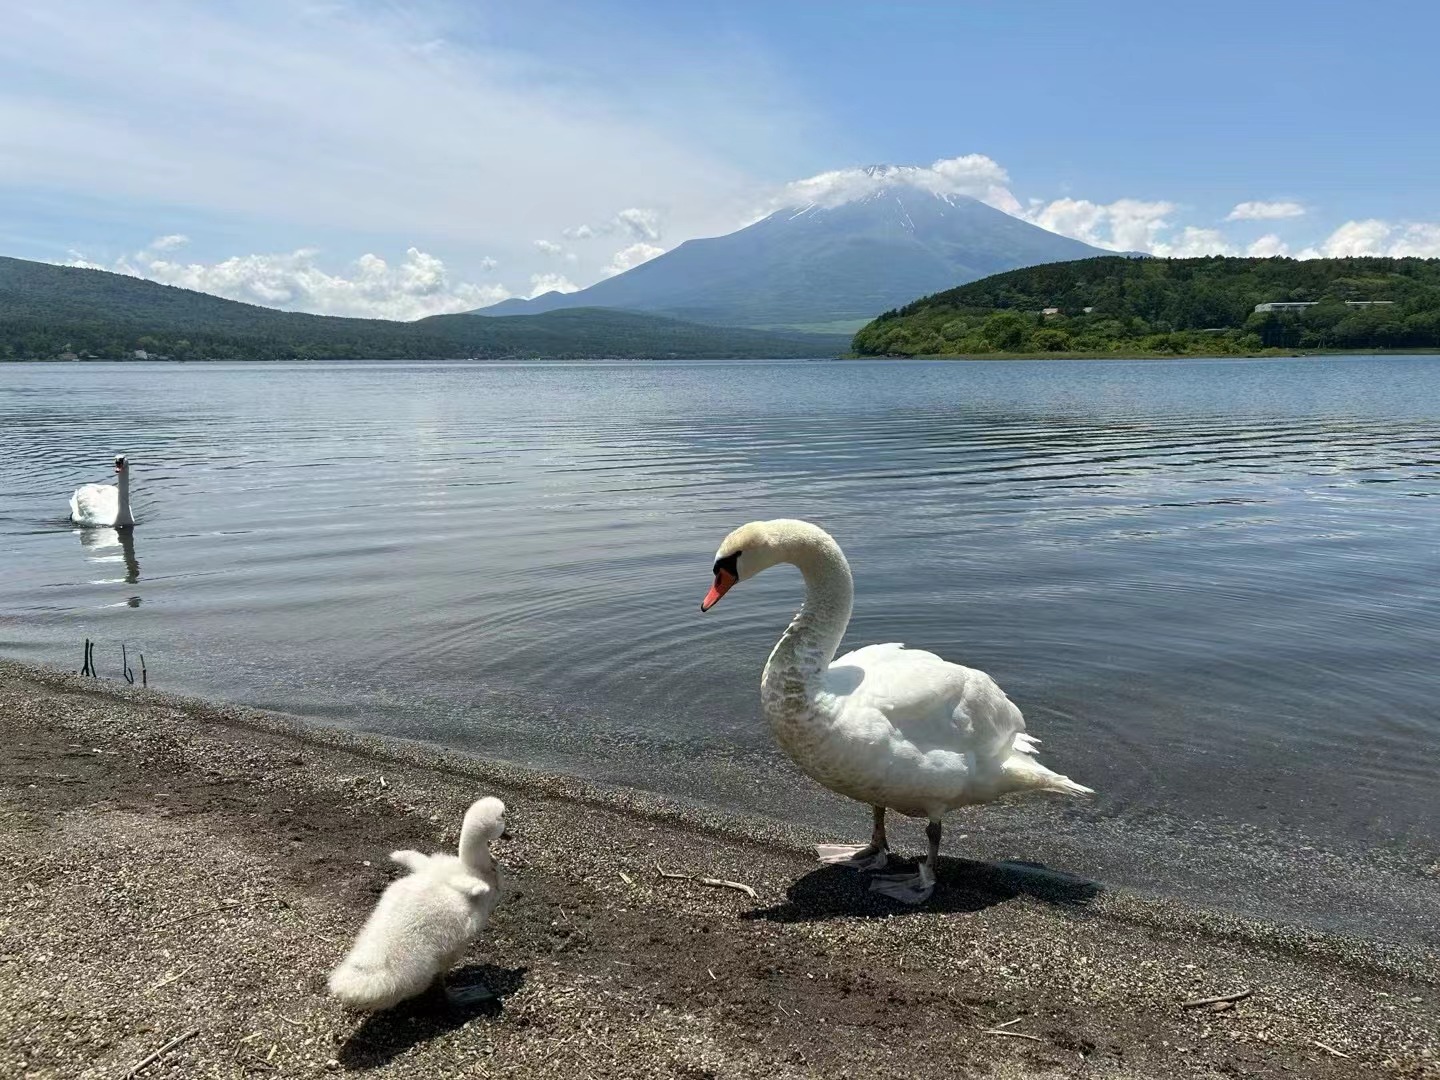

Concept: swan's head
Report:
left=460, top=796, right=509, bottom=843
left=114, top=454, right=128, bottom=474
left=700, top=519, right=835, bottom=611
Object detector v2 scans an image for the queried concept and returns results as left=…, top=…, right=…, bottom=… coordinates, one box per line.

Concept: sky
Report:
left=3, top=0, right=1437, bottom=319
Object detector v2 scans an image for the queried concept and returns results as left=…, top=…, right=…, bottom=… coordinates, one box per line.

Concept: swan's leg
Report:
left=816, top=804, right=891, bottom=870
left=869, top=818, right=940, bottom=904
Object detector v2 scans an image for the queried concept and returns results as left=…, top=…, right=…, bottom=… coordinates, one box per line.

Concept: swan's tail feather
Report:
left=328, top=959, right=423, bottom=1012
left=1003, top=751, right=1094, bottom=798
left=1040, top=772, right=1094, bottom=797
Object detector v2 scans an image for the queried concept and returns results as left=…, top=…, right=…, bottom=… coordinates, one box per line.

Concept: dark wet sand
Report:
left=1, top=659, right=1436, bottom=1079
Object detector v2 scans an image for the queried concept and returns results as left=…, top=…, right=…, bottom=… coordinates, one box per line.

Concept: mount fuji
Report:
left=478, top=177, right=1108, bottom=332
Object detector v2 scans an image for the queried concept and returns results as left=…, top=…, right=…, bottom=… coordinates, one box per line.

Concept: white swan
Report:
left=329, top=797, right=508, bottom=1010
left=700, top=519, right=1091, bottom=904
left=70, top=455, right=135, bottom=528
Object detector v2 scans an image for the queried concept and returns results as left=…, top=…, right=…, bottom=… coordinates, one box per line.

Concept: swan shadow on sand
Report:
left=336, top=963, right=527, bottom=1070
left=743, top=855, right=1101, bottom=923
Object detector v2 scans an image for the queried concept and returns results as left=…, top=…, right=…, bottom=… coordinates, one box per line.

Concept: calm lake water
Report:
left=2, top=357, right=1437, bottom=943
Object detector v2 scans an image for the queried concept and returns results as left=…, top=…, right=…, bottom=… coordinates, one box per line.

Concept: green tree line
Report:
left=852, top=256, right=1440, bottom=357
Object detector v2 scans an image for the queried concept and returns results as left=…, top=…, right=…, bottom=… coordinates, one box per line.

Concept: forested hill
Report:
left=852, top=256, right=1440, bottom=356
left=0, top=256, right=847, bottom=360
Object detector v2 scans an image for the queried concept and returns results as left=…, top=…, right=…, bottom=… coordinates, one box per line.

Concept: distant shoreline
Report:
left=844, top=347, right=1440, bottom=362
left=7, top=347, right=1440, bottom=365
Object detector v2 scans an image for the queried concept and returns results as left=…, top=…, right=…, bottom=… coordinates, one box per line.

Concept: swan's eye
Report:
left=713, top=552, right=740, bottom=578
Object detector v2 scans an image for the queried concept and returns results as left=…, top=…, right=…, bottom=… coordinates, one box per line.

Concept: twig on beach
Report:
left=618, top=870, right=633, bottom=886
left=1314, top=1040, right=1349, bottom=1058
left=1181, top=988, right=1252, bottom=1009
left=993, top=1017, right=1025, bottom=1030
left=982, top=1028, right=1042, bottom=1041
left=80, top=638, right=97, bottom=678
left=144, top=968, right=190, bottom=994
left=122, top=643, right=134, bottom=684
left=654, top=863, right=759, bottom=900
left=120, top=1027, right=198, bottom=1078
left=139, top=653, right=146, bottom=687
left=163, top=896, right=286, bottom=927
left=697, top=877, right=759, bottom=900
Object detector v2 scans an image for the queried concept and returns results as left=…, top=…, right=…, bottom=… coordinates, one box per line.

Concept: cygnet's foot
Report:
left=445, top=981, right=497, bottom=1007
left=815, top=843, right=890, bottom=872
left=868, top=859, right=937, bottom=905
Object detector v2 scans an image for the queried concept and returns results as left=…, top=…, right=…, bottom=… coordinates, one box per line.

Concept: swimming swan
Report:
left=329, top=797, right=508, bottom=1010
left=70, top=454, right=135, bottom=528
left=700, top=519, right=1091, bottom=904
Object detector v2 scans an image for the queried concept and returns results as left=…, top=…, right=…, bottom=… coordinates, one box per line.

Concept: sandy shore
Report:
left=1, top=660, right=1436, bottom=1079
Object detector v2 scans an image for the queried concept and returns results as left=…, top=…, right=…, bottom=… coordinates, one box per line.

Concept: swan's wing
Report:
left=70, top=483, right=118, bottom=526
left=389, top=849, right=431, bottom=873
left=827, top=643, right=1025, bottom=762
left=445, top=872, right=493, bottom=901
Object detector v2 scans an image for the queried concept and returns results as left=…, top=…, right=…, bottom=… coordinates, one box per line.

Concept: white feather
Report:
left=70, top=455, right=135, bottom=527
left=714, top=519, right=1092, bottom=824
left=328, top=797, right=506, bottom=1011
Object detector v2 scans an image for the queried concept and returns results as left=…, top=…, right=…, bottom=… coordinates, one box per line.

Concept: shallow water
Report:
left=2, top=357, right=1437, bottom=942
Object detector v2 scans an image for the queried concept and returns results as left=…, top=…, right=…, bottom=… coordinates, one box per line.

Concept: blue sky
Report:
left=3, top=0, right=1436, bottom=318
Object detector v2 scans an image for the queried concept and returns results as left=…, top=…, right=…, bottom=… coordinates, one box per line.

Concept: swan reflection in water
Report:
left=77, top=526, right=141, bottom=605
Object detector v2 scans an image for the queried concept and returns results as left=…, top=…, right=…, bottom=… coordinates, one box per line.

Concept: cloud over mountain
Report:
left=68, top=239, right=510, bottom=320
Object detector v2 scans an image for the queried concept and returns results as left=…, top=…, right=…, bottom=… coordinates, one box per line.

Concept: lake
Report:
left=2, top=356, right=1437, bottom=944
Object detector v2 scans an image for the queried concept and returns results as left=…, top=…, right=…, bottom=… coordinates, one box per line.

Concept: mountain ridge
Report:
left=0, top=255, right=847, bottom=360
left=477, top=188, right=1108, bottom=331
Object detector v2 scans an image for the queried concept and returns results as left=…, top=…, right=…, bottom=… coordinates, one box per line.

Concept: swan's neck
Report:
left=458, top=834, right=494, bottom=880
left=761, top=536, right=854, bottom=709
left=115, top=471, right=135, bottom=528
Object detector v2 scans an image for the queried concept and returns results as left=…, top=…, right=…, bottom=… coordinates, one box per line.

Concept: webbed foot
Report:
left=868, top=859, right=936, bottom=905
left=815, top=843, right=890, bottom=872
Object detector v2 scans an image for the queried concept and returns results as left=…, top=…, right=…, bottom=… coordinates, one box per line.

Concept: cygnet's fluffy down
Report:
left=328, top=797, right=506, bottom=1011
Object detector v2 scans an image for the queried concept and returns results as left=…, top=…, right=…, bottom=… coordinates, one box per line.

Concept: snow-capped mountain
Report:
left=478, top=181, right=1107, bottom=331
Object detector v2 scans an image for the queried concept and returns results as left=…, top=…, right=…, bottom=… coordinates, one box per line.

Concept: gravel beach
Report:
left=1, top=659, right=1436, bottom=1079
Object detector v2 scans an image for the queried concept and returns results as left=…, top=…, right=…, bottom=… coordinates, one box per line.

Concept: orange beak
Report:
left=700, top=568, right=738, bottom=612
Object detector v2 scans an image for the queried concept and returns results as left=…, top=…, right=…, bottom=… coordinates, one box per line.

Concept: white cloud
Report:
left=67, top=244, right=510, bottom=319
left=1246, top=234, right=1290, bottom=257
left=478, top=256, right=498, bottom=271
left=777, top=155, right=1022, bottom=214
left=533, top=239, right=564, bottom=255
left=616, top=208, right=662, bottom=241
left=0, top=0, right=786, bottom=290
left=1020, top=197, right=1176, bottom=252
left=602, top=242, right=665, bottom=277
left=1152, top=226, right=1236, bottom=258
left=562, top=209, right=664, bottom=243
left=149, top=233, right=190, bottom=251
left=527, top=273, right=579, bottom=299
left=1226, top=200, right=1306, bottom=221
left=1294, top=219, right=1440, bottom=259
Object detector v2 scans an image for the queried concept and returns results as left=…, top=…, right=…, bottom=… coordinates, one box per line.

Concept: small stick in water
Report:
left=140, top=653, right=147, bottom=687
left=122, top=643, right=135, bottom=684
